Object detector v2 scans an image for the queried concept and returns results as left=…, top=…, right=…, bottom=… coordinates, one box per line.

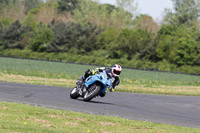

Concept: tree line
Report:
left=0, top=0, right=200, bottom=73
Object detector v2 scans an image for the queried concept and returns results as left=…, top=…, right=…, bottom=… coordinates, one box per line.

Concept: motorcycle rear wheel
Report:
left=83, top=84, right=101, bottom=101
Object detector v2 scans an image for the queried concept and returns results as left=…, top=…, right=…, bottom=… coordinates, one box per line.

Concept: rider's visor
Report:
left=113, top=69, right=121, bottom=75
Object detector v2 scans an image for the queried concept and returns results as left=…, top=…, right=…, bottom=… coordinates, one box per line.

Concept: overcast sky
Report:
left=98, top=0, right=173, bottom=20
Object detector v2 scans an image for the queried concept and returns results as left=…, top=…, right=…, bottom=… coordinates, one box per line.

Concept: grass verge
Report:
left=0, top=102, right=200, bottom=133
left=0, top=57, right=200, bottom=87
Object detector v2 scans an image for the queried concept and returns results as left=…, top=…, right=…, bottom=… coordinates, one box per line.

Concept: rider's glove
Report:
left=110, top=86, right=118, bottom=92
left=109, top=88, right=114, bottom=92
left=92, top=70, right=96, bottom=75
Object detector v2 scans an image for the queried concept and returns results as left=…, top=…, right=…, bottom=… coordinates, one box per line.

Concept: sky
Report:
left=98, top=0, right=173, bottom=20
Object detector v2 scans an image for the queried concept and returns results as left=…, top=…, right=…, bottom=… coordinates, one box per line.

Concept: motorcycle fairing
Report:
left=84, top=70, right=112, bottom=94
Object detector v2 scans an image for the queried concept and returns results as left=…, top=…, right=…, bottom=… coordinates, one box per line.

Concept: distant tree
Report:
left=156, top=25, right=200, bottom=66
left=175, top=36, right=200, bottom=66
left=112, top=0, right=138, bottom=28
left=164, top=0, right=200, bottom=26
left=155, top=35, right=175, bottom=62
left=116, top=29, right=153, bottom=60
left=58, top=0, right=78, bottom=13
left=0, top=20, right=31, bottom=49
left=73, top=0, right=99, bottom=23
left=28, top=23, right=54, bottom=52
left=72, top=0, right=136, bottom=28
left=101, top=4, right=117, bottom=14
left=25, top=0, right=42, bottom=14
left=158, top=24, right=177, bottom=36
left=116, top=0, right=138, bottom=18
left=46, top=0, right=58, bottom=2
left=134, top=15, right=159, bottom=33
left=47, top=21, right=102, bottom=53
left=0, top=0, right=14, bottom=9
left=174, top=26, right=200, bottom=66
left=0, top=0, right=6, bottom=7
left=0, top=0, right=9, bottom=6
left=0, top=0, right=41, bottom=12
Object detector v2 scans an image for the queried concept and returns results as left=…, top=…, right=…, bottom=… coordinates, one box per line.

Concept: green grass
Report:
left=0, top=57, right=199, bottom=86
left=0, top=102, right=200, bottom=133
left=0, top=57, right=93, bottom=79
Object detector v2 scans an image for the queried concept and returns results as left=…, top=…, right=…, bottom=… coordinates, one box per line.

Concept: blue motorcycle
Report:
left=70, top=70, right=112, bottom=101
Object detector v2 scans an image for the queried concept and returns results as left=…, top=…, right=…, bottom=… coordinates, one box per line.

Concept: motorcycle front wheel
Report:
left=83, top=84, right=101, bottom=101
left=70, top=87, right=80, bottom=99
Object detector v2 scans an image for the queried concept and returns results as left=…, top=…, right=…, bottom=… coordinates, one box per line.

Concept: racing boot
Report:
left=76, top=76, right=85, bottom=96
left=80, top=85, right=87, bottom=97
left=99, top=91, right=106, bottom=97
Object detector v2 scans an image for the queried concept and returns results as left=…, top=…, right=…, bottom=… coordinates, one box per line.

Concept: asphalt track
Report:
left=0, top=82, right=200, bottom=128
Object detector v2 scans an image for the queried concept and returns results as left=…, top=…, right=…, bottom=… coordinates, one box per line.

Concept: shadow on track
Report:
left=70, top=98, right=114, bottom=105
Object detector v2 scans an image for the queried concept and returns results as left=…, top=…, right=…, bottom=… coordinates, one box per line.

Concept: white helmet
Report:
left=112, top=64, right=122, bottom=77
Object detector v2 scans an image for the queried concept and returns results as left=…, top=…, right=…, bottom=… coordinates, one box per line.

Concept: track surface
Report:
left=0, top=82, right=200, bottom=128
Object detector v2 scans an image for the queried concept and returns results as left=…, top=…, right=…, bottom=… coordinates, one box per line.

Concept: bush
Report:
left=47, top=21, right=103, bottom=53
left=109, top=29, right=154, bottom=60
left=0, top=17, right=13, bottom=27
left=175, top=36, right=200, bottom=66
left=0, top=20, right=31, bottom=49
left=179, top=66, right=200, bottom=74
left=25, top=0, right=42, bottom=14
left=58, top=0, right=78, bottom=13
left=28, top=23, right=54, bottom=52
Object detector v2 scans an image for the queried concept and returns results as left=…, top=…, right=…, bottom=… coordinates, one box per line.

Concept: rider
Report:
left=77, top=64, right=122, bottom=97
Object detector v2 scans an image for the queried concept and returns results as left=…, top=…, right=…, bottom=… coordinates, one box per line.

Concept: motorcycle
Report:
left=70, top=70, right=112, bottom=101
